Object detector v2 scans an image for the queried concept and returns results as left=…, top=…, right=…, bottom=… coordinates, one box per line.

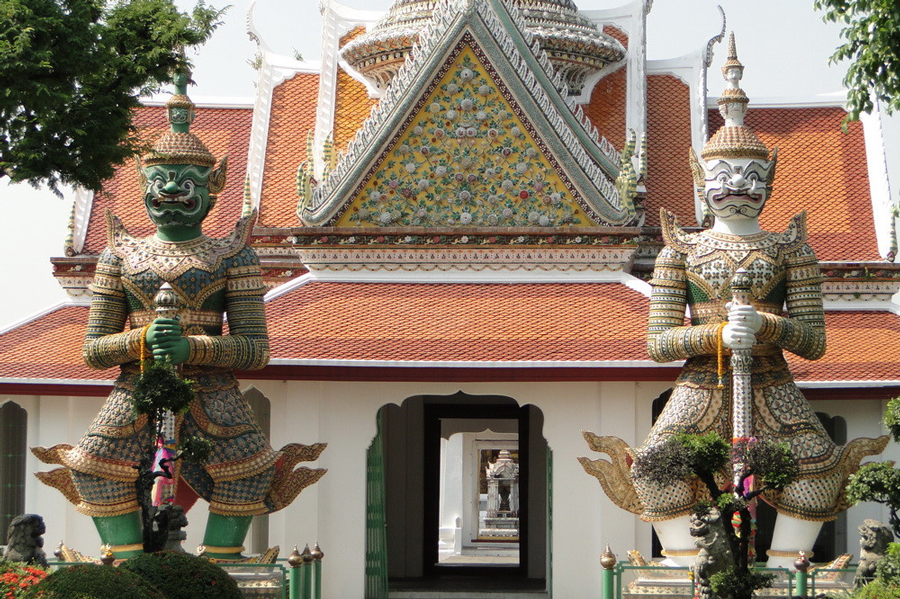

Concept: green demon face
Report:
left=143, top=164, right=212, bottom=230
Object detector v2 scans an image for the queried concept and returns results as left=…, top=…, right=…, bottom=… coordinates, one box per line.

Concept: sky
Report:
left=0, top=0, right=898, bottom=330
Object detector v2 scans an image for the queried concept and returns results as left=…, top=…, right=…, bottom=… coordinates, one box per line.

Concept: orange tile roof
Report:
left=603, top=25, right=628, bottom=49
left=645, top=74, right=695, bottom=227
left=0, top=306, right=112, bottom=381
left=333, top=26, right=380, bottom=155
left=333, top=67, right=379, bottom=155
left=1, top=294, right=899, bottom=385
left=709, top=107, right=878, bottom=262
left=339, top=25, right=366, bottom=47
left=583, top=65, right=627, bottom=156
left=265, top=282, right=650, bottom=362
left=786, top=310, right=900, bottom=382
left=82, top=105, right=253, bottom=255
left=258, top=72, right=320, bottom=228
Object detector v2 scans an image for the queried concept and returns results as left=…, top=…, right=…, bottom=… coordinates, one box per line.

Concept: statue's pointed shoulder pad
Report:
left=659, top=208, right=692, bottom=253
left=104, top=210, right=136, bottom=252
left=779, top=211, right=808, bottom=251
left=218, top=208, right=258, bottom=256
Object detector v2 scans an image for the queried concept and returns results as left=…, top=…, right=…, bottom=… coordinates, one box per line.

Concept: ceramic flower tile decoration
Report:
left=336, top=45, right=593, bottom=228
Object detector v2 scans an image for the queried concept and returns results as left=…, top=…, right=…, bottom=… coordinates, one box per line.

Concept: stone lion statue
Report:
left=3, top=514, right=48, bottom=567
left=691, top=507, right=734, bottom=599
left=854, top=519, right=894, bottom=588
left=159, top=504, right=189, bottom=553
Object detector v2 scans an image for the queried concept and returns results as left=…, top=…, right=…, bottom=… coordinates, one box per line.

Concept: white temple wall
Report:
left=811, top=396, right=900, bottom=553
left=237, top=377, right=670, bottom=599
left=13, top=394, right=106, bottom=556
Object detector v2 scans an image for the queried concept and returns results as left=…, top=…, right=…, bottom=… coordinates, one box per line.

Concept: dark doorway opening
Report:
left=376, top=392, right=547, bottom=594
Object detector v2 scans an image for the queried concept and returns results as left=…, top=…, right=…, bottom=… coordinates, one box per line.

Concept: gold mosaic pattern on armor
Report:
left=205, top=451, right=280, bottom=483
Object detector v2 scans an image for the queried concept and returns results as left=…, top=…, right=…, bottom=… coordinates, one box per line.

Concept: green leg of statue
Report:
left=202, top=513, right=253, bottom=560
left=92, top=512, right=144, bottom=558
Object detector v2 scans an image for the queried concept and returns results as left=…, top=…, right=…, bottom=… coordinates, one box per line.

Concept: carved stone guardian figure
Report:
left=854, top=519, right=893, bottom=588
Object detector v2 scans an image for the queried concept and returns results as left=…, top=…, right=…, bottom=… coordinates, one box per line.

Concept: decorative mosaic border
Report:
left=297, top=246, right=637, bottom=271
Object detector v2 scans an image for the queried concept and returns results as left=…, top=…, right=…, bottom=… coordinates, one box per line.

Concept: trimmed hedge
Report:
left=121, top=551, right=242, bottom=599
left=20, top=564, right=166, bottom=599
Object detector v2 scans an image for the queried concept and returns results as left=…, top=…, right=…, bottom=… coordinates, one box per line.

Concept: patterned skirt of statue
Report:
left=632, top=353, right=877, bottom=522
left=32, top=365, right=279, bottom=517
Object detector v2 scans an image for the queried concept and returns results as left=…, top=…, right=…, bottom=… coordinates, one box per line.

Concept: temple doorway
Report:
left=366, top=392, right=548, bottom=596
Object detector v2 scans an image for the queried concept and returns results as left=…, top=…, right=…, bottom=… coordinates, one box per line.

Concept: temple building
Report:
left=1, top=0, right=899, bottom=597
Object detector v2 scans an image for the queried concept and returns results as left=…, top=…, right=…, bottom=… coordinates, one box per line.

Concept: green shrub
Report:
left=20, top=564, right=166, bottom=599
left=852, top=579, right=900, bottom=599
left=876, top=543, right=900, bottom=587
left=120, top=551, right=241, bottom=599
left=709, top=566, right=774, bottom=599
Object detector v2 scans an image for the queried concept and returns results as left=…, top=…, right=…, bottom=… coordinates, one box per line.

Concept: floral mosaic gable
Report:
left=335, top=43, right=600, bottom=229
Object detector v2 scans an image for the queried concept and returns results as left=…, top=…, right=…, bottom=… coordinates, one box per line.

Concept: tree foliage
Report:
left=633, top=433, right=798, bottom=599
left=814, top=0, right=900, bottom=122
left=0, top=0, right=224, bottom=193
left=846, top=461, right=900, bottom=537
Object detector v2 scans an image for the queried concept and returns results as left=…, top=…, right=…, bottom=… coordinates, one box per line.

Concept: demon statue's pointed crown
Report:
left=690, top=33, right=777, bottom=222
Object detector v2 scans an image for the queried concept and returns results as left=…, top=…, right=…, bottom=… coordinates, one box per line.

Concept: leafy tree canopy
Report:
left=0, top=0, right=224, bottom=194
left=815, top=0, right=900, bottom=122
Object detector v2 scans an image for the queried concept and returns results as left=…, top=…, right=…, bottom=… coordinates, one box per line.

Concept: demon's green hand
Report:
left=145, top=318, right=190, bottom=365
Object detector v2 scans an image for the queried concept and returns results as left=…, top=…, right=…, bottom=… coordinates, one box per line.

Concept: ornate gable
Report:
left=337, top=40, right=601, bottom=228
left=299, top=0, right=634, bottom=228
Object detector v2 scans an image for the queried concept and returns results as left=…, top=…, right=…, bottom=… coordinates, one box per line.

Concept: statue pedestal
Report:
left=479, top=515, right=519, bottom=538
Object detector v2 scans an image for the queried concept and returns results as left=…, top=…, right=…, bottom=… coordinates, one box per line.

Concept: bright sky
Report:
left=1, top=0, right=897, bottom=330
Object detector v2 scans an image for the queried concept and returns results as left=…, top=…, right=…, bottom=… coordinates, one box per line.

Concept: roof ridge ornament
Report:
left=341, top=0, right=624, bottom=95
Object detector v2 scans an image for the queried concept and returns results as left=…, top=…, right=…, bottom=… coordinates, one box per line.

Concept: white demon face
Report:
left=700, top=156, right=776, bottom=221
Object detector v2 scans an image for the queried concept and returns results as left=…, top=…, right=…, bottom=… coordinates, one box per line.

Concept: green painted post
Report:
left=288, top=546, right=303, bottom=599
left=794, top=551, right=810, bottom=599
left=601, top=545, right=617, bottom=599
left=302, top=545, right=314, bottom=599
left=311, top=542, right=324, bottom=599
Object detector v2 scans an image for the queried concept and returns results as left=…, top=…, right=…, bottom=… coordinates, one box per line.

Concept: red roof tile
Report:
left=583, top=66, right=627, bottom=157
left=258, top=73, right=320, bottom=228
left=787, top=310, right=900, bottom=382
left=709, top=107, right=878, bottom=262
left=82, top=106, right=253, bottom=255
left=1, top=295, right=898, bottom=385
left=0, top=306, right=113, bottom=381
left=335, top=27, right=379, bottom=154
left=334, top=67, right=379, bottom=155
left=265, top=282, right=650, bottom=362
left=603, top=25, right=629, bottom=49
left=645, top=74, right=695, bottom=227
